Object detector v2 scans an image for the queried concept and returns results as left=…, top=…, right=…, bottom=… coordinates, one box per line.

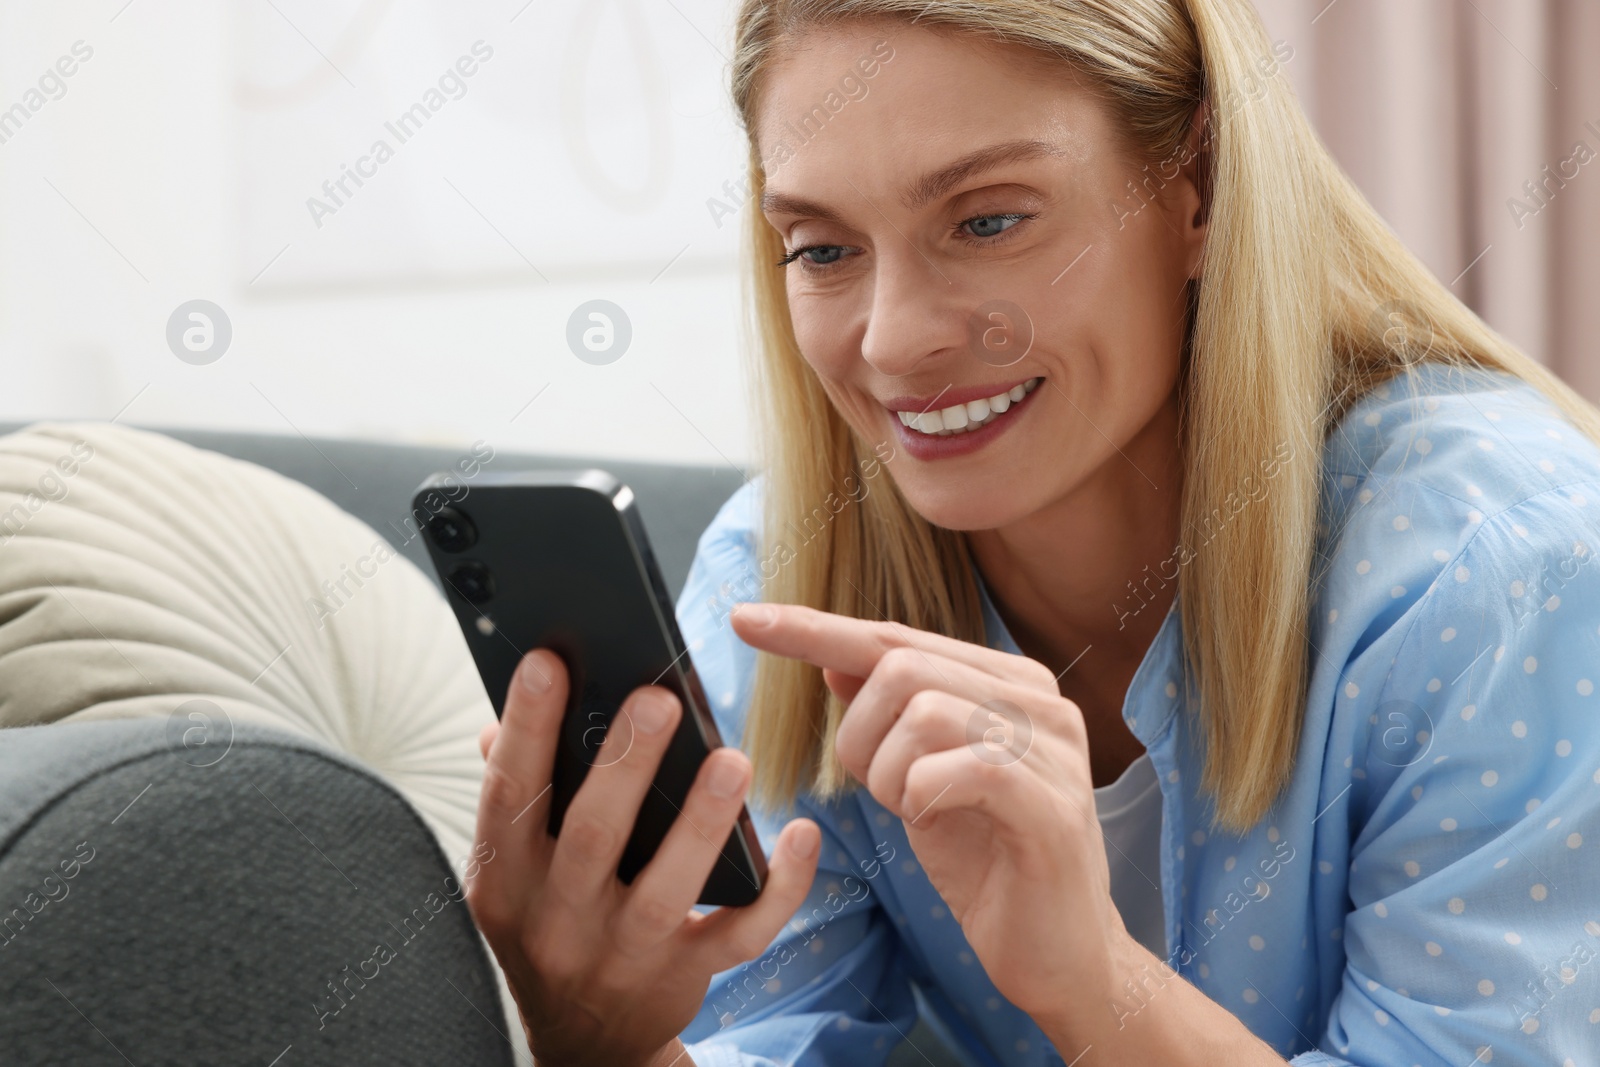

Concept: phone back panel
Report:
left=413, top=470, right=765, bottom=907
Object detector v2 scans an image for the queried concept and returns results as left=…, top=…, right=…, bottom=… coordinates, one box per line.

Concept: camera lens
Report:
left=427, top=506, right=478, bottom=553
left=447, top=561, right=494, bottom=605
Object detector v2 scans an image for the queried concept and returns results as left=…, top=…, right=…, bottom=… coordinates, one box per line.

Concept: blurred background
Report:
left=1, top=0, right=1597, bottom=469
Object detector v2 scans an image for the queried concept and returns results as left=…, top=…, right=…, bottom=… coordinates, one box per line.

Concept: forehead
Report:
left=751, top=21, right=1107, bottom=187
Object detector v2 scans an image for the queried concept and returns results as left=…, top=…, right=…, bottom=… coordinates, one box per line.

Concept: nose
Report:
left=858, top=244, right=967, bottom=379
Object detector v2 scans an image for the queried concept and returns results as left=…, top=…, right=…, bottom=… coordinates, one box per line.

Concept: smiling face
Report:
left=754, top=20, right=1206, bottom=532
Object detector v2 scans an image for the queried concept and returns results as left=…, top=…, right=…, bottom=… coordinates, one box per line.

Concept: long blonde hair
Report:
left=728, top=0, right=1600, bottom=834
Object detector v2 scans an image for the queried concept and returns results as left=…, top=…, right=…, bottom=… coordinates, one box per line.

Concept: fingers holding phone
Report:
left=543, top=682, right=686, bottom=907
left=673, top=769, right=824, bottom=978
left=466, top=649, right=823, bottom=1067
left=608, top=732, right=749, bottom=950
left=467, top=648, right=566, bottom=927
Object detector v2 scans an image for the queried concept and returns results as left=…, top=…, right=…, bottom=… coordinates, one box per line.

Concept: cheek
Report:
left=1092, top=232, right=1192, bottom=357
left=788, top=293, right=855, bottom=379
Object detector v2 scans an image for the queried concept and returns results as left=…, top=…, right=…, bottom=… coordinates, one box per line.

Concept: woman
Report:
left=466, top=2, right=1600, bottom=1064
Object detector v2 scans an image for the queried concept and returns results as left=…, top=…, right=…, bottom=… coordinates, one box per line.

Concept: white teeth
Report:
left=896, top=377, right=1042, bottom=437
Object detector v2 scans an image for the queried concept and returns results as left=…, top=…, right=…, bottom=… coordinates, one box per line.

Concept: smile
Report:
left=893, top=377, right=1042, bottom=436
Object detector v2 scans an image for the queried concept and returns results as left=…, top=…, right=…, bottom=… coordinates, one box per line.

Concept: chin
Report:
left=890, top=476, right=1035, bottom=533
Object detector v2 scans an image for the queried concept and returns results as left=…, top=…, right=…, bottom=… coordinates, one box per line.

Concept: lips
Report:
left=888, top=377, right=1042, bottom=436
left=885, top=374, right=1043, bottom=460
left=881, top=374, right=1042, bottom=415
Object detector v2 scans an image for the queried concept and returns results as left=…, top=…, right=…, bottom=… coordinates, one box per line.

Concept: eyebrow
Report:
left=759, top=138, right=1063, bottom=223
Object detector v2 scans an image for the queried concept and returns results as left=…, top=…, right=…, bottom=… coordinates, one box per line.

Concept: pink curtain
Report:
left=1252, top=0, right=1600, bottom=397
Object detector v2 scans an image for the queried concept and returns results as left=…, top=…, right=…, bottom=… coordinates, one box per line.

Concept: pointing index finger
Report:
left=730, top=601, right=995, bottom=680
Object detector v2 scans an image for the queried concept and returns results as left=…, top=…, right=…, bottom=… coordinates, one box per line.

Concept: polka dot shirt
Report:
left=675, top=362, right=1600, bottom=1066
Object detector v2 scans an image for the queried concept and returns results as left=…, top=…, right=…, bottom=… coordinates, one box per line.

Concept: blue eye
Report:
left=962, top=213, right=1028, bottom=238
left=776, top=244, right=848, bottom=268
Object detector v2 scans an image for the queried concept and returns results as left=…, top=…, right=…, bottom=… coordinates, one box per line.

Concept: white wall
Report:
left=15, top=0, right=1567, bottom=472
left=1, top=0, right=759, bottom=466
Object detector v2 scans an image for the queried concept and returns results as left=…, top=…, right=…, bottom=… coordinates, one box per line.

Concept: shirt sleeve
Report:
left=1292, top=486, right=1600, bottom=1066
left=672, top=478, right=920, bottom=1067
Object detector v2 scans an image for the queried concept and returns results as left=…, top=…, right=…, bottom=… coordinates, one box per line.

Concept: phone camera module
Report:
left=427, top=506, right=478, bottom=553
left=447, top=561, right=494, bottom=605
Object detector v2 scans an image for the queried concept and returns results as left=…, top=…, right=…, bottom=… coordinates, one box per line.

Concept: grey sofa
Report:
left=0, top=423, right=961, bottom=1066
left=0, top=716, right=516, bottom=1066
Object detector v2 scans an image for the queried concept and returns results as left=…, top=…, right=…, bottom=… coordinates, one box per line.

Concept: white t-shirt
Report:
left=1093, top=750, right=1166, bottom=959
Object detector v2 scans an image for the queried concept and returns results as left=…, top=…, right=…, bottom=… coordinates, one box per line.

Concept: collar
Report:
left=973, top=565, right=1185, bottom=749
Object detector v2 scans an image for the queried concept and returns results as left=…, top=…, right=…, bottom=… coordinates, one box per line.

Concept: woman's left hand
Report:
left=729, top=600, right=1131, bottom=1030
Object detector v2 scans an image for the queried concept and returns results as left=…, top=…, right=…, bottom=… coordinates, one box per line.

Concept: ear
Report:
left=1176, top=99, right=1211, bottom=281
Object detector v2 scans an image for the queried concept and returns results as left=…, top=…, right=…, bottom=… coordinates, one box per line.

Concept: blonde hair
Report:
left=729, top=0, right=1600, bottom=833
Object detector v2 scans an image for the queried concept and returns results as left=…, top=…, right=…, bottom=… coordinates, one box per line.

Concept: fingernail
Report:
left=517, top=651, right=552, bottom=693
left=734, top=602, right=776, bottom=627
left=706, top=755, right=746, bottom=799
left=634, top=691, right=673, bottom=734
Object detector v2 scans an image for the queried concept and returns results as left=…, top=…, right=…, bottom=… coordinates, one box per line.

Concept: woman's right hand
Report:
left=465, top=648, right=822, bottom=1067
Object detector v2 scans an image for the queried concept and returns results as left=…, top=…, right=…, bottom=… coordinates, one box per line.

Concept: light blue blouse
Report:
left=673, top=361, right=1600, bottom=1066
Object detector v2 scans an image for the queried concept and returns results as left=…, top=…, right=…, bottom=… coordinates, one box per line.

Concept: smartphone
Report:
left=412, top=469, right=766, bottom=907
